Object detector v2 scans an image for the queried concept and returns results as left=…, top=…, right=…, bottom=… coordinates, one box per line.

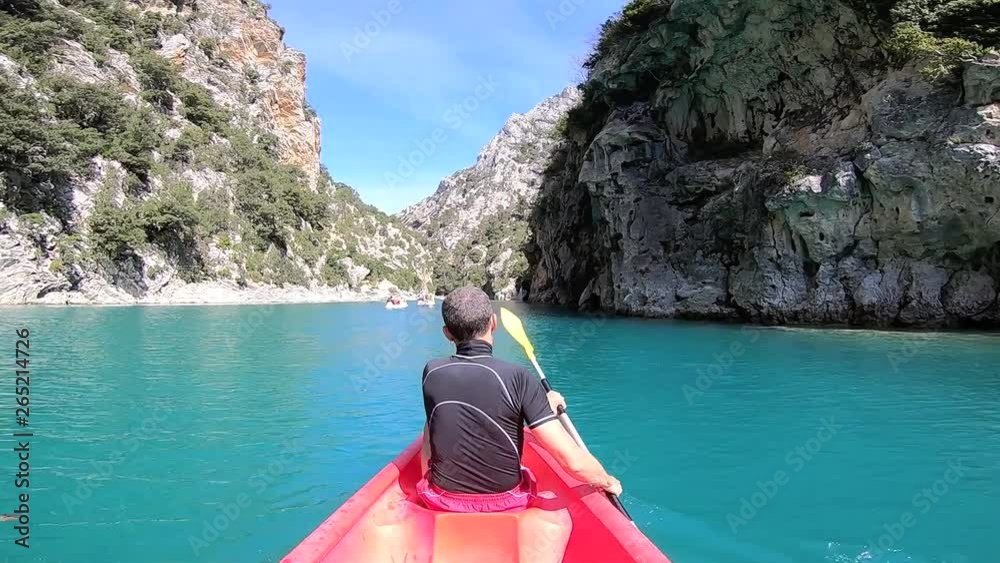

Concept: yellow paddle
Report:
left=499, top=307, right=633, bottom=521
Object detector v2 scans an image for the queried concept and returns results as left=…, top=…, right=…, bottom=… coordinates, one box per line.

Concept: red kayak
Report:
left=282, top=431, right=670, bottom=563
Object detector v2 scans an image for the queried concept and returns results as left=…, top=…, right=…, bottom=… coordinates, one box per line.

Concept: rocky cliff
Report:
left=526, top=0, right=1000, bottom=327
left=0, top=0, right=431, bottom=305
left=400, top=87, right=581, bottom=299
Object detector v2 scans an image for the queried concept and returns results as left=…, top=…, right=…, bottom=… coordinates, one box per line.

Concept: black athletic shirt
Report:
left=422, top=340, right=557, bottom=494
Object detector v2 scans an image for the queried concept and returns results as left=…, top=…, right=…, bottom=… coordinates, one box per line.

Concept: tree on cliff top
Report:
left=855, top=0, right=1000, bottom=47
left=584, top=0, right=999, bottom=75
left=585, top=0, right=668, bottom=69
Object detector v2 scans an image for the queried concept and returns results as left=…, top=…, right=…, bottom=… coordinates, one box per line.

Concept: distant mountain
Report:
left=400, top=86, right=581, bottom=299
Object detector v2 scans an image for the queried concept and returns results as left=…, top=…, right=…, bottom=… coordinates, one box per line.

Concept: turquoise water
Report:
left=0, top=303, right=997, bottom=563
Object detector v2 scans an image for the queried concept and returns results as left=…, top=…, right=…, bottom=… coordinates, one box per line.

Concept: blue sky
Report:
left=268, top=0, right=624, bottom=214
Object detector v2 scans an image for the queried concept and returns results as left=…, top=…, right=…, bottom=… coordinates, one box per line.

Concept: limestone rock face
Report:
left=965, top=57, right=1000, bottom=105
left=54, top=40, right=141, bottom=92
left=400, top=87, right=581, bottom=298
left=156, top=0, right=322, bottom=183
left=0, top=215, right=71, bottom=303
left=526, top=0, right=1000, bottom=327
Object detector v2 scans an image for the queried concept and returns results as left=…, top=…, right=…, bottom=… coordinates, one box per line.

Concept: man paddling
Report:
left=418, top=286, right=622, bottom=513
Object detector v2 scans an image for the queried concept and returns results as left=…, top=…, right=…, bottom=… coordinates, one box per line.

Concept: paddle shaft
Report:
left=528, top=357, right=634, bottom=523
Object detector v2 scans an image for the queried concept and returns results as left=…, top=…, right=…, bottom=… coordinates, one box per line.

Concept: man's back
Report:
left=422, top=340, right=556, bottom=494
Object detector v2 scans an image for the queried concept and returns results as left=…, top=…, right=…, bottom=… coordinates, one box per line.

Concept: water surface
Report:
left=0, top=303, right=997, bottom=563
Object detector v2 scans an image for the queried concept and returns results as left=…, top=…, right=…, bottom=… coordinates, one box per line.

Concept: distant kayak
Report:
left=416, top=300, right=435, bottom=307
left=281, top=432, right=670, bottom=563
left=385, top=300, right=409, bottom=310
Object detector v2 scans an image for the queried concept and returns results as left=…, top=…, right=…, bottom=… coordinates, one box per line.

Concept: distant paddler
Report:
left=385, top=294, right=409, bottom=310
left=417, top=288, right=435, bottom=307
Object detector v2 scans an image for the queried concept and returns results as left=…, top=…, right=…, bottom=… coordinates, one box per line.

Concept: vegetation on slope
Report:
left=0, top=0, right=429, bottom=292
left=432, top=199, right=532, bottom=296
left=863, top=0, right=995, bottom=78
left=869, top=0, right=1000, bottom=47
left=885, top=22, right=988, bottom=78
left=584, top=0, right=664, bottom=70
left=554, top=0, right=999, bottom=147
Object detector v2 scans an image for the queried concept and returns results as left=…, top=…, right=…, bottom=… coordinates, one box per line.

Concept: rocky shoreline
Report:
left=0, top=210, right=424, bottom=307
left=2, top=279, right=421, bottom=307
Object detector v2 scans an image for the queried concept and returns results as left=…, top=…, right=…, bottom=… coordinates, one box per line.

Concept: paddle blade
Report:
left=499, top=307, right=535, bottom=360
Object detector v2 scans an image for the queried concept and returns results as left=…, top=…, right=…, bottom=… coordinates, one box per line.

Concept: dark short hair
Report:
left=442, top=287, right=494, bottom=342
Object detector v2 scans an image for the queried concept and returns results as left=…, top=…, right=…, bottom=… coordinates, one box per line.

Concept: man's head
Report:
left=442, top=286, right=496, bottom=343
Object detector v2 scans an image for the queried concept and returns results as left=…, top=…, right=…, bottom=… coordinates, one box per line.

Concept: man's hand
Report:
left=546, top=390, right=566, bottom=413
left=602, top=475, right=623, bottom=496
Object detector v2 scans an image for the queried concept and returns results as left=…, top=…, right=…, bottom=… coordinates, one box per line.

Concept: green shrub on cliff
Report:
left=0, top=0, right=165, bottom=71
left=551, top=115, right=569, bottom=140
left=90, top=182, right=207, bottom=259
left=930, top=0, right=1000, bottom=46
left=164, top=125, right=211, bottom=163
left=0, top=74, right=101, bottom=215
left=235, top=169, right=298, bottom=249
left=140, top=182, right=201, bottom=245
left=236, top=168, right=329, bottom=247
left=432, top=259, right=458, bottom=294
left=46, top=76, right=163, bottom=179
left=228, top=128, right=331, bottom=249
left=198, top=37, right=218, bottom=59
left=177, top=82, right=229, bottom=131
left=0, top=17, right=61, bottom=73
left=134, top=51, right=177, bottom=109
left=89, top=194, right=146, bottom=258
left=886, top=22, right=988, bottom=78
left=245, top=248, right=306, bottom=287
left=885, top=0, right=1000, bottom=47
left=585, top=0, right=666, bottom=69
left=292, top=230, right=323, bottom=266
left=104, top=107, right=162, bottom=180
left=390, top=267, right=423, bottom=290
left=321, top=254, right=349, bottom=286
left=347, top=254, right=421, bottom=289
left=196, top=188, right=233, bottom=235
left=63, top=0, right=163, bottom=53
left=0, top=1, right=89, bottom=72
left=47, top=77, right=124, bottom=131
left=133, top=50, right=230, bottom=132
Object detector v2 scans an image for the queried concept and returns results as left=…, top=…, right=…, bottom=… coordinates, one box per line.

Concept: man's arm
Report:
left=518, top=368, right=622, bottom=495
left=532, top=419, right=622, bottom=495
left=420, top=423, right=431, bottom=476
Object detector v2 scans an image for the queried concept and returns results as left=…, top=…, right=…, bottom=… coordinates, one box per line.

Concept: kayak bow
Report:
left=281, top=433, right=670, bottom=563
